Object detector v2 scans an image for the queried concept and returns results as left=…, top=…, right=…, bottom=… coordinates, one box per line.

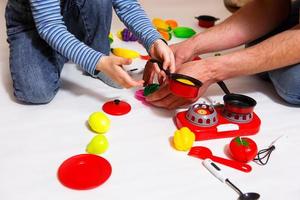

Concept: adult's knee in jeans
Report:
left=270, top=70, right=300, bottom=105
left=14, top=85, right=57, bottom=104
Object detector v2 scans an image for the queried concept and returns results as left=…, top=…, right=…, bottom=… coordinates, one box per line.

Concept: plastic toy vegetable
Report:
left=144, top=83, right=160, bottom=96
left=108, top=33, right=113, bottom=44
left=86, top=135, right=109, bottom=154
left=117, top=28, right=138, bottom=42
left=173, top=27, right=196, bottom=38
left=173, top=127, right=195, bottom=151
left=88, top=112, right=110, bottom=134
left=152, top=18, right=171, bottom=32
left=165, top=19, right=178, bottom=29
left=111, top=48, right=140, bottom=59
left=229, top=137, right=258, bottom=163
left=158, top=30, right=172, bottom=41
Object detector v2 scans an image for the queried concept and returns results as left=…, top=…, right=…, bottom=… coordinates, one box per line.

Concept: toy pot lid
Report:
left=102, top=99, right=131, bottom=116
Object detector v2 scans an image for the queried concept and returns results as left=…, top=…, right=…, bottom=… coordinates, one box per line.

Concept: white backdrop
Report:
left=1, top=0, right=300, bottom=200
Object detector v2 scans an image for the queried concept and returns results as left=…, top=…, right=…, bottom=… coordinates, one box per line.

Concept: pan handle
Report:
left=217, top=81, right=231, bottom=95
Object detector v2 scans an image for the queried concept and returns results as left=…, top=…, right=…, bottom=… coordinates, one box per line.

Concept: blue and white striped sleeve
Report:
left=29, top=0, right=103, bottom=75
left=112, top=0, right=162, bottom=52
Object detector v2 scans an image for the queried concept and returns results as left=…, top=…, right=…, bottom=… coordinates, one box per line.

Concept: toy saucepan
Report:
left=149, top=59, right=203, bottom=98
left=217, top=81, right=257, bottom=114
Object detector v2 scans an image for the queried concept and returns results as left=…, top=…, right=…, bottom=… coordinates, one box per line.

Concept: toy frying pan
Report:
left=149, top=59, right=203, bottom=98
left=217, top=81, right=257, bottom=114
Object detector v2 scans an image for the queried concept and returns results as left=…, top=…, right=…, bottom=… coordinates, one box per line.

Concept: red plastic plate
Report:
left=57, top=154, right=112, bottom=190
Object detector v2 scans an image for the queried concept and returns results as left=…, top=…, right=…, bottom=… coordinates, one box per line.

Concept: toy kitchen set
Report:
left=174, top=81, right=261, bottom=141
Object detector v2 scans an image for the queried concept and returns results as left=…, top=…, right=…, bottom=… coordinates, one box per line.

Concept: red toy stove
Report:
left=175, top=103, right=261, bottom=141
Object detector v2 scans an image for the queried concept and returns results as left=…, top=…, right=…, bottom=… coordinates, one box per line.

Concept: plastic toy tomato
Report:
left=229, top=137, right=258, bottom=163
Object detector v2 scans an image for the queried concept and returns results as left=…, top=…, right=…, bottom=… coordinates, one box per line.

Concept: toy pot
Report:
left=149, top=59, right=202, bottom=98
left=195, top=15, right=219, bottom=28
left=217, top=81, right=256, bottom=114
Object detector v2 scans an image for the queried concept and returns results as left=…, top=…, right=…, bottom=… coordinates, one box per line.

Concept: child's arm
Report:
left=29, top=0, right=142, bottom=88
left=113, top=0, right=175, bottom=72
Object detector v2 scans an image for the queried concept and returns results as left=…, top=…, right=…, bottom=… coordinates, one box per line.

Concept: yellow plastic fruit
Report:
left=116, top=30, right=123, bottom=40
left=86, top=135, right=109, bottom=154
left=173, top=127, right=195, bottom=151
left=111, top=48, right=140, bottom=59
left=152, top=18, right=171, bottom=32
left=176, top=78, right=195, bottom=86
left=88, top=112, right=110, bottom=134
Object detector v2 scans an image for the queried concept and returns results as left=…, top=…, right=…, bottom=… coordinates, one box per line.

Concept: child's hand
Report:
left=149, top=39, right=175, bottom=74
left=96, top=56, right=144, bottom=88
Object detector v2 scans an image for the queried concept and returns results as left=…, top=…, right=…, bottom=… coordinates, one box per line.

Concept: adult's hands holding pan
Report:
left=144, top=60, right=214, bottom=109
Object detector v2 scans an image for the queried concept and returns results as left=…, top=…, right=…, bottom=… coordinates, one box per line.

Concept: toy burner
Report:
left=186, top=104, right=218, bottom=127
left=175, top=102, right=261, bottom=141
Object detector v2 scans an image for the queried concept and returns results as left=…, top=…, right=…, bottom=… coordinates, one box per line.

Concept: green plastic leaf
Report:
left=173, top=27, right=196, bottom=38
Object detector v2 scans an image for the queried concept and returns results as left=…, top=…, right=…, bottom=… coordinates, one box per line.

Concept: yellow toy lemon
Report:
left=88, top=112, right=110, bottom=134
left=152, top=18, right=171, bottom=32
left=173, top=127, right=195, bottom=151
left=86, top=135, right=109, bottom=154
left=111, top=48, right=140, bottom=59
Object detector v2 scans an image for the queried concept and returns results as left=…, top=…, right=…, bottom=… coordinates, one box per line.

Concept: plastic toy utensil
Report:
left=173, top=27, right=196, bottom=38
left=102, top=99, right=131, bottom=116
left=203, top=159, right=260, bottom=200
left=57, top=154, right=112, bottom=190
left=188, top=146, right=252, bottom=173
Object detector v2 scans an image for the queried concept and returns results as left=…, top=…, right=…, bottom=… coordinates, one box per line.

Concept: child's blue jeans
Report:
left=5, top=0, right=117, bottom=104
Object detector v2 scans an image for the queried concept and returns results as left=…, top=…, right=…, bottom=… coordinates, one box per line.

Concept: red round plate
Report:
left=102, top=99, right=131, bottom=116
left=57, top=154, right=112, bottom=190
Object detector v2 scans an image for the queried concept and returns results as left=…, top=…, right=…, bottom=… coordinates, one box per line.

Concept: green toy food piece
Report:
left=86, top=134, right=109, bottom=154
left=144, top=84, right=160, bottom=96
left=173, top=27, right=196, bottom=38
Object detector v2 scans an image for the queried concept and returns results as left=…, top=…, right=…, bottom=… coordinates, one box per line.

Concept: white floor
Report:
left=1, top=0, right=300, bottom=200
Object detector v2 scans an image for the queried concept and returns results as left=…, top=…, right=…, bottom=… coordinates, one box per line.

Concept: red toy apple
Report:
left=229, top=137, right=258, bottom=163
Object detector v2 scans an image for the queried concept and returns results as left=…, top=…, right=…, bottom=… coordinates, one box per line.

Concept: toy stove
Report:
left=175, top=103, right=261, bottom=141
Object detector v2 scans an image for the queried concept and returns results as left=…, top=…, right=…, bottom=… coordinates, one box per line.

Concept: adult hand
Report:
left=170, top=38, right=198, bottom=65
left=96, top=55, right=144, bottom=88
left=146, top=58, right=219, bottom=109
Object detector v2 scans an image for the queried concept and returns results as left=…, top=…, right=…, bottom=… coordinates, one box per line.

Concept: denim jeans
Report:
left=5, top=0, right=117, bottom=104
left=246, top=1, right=300, bottom=105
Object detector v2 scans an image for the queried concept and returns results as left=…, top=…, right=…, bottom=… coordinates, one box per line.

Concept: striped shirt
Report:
left=29, top=0, right=161, bottom=75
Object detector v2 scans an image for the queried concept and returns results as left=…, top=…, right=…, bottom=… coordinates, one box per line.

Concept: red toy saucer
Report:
left=102, top=99, right=131, bottom=116
left=57, top=154, right=112, bottom=190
